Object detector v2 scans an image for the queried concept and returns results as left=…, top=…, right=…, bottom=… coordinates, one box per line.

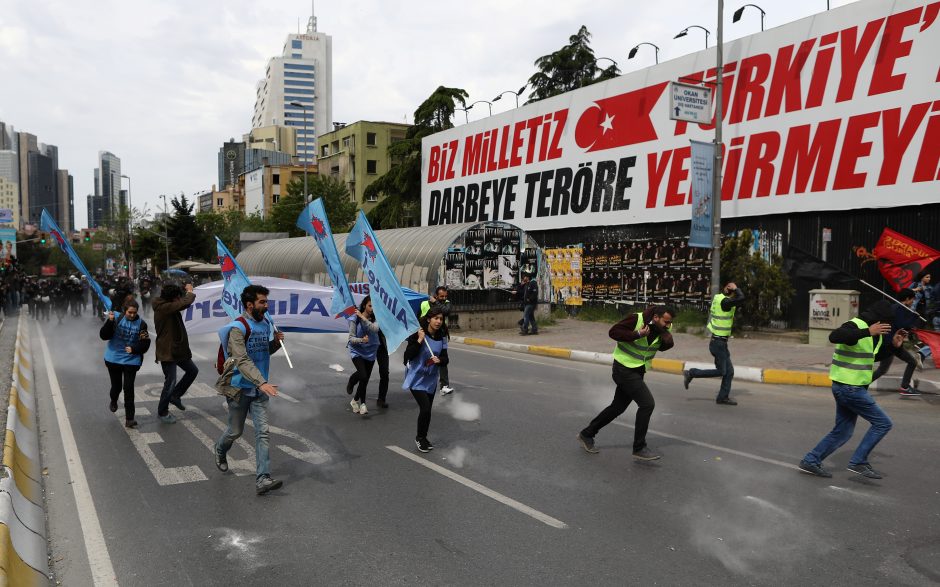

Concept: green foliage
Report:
left=720, top=231, right=794, bottom=328
left=289, top=175, right=358, bottom=233
left=195, top=208, right=247, bottom=258
left=167, top=194, right=209, bottom=263
left=573, top=303, right=625, bottom=323
left=526, top=26, right=620, bottom=103
left=267, top=191, right=307, bottom=237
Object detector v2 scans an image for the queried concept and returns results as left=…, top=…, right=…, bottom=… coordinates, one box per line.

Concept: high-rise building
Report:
left=27, top=150, right=57, bottom=224
left=251, top=8, right=331, bottom=166
left=0, top=122, right=17, bottom=228
left=57, top=169, right=74, bottom=233
left=87, top=194, right=108, bottom=229
left=17, top=132, right=37, bottom=222
left=94, top=151, right=122, bottom=224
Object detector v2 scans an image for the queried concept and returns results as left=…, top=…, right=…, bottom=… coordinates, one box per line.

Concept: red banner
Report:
left=872, top=228, right=940, bottom=291
left=40, top=265, right=57, bottom=276
left=914, top=329, right=940, bottom=369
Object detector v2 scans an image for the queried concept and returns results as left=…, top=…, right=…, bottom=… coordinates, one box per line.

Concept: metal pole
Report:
left=162, top=195, right=170, bottom=271
left=711, top=0, right=724, bottom=296
left=303, top=107, right=309, bottom=203
left=123, top=174, right=134, bottom=279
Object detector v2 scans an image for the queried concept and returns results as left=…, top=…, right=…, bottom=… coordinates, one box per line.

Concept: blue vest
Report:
left=348, top=317, right=380, bottom=361
left=219, top=315, right=272, bottom=393
left=103, top=317, right=144, bottom=366
left=402, top=334, right=446, bottom=393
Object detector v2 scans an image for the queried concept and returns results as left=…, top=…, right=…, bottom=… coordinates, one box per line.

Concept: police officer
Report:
left=683, top=282, right=745, bottom=405
left=577, top=305, right=675, bottom=461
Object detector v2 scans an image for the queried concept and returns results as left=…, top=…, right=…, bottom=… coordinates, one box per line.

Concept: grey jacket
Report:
left=215, top=313, right=282, bottom=398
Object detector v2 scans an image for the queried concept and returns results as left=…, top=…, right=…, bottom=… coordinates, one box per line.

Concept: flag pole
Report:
left=270, top=321, right=294, bottom=368
left=858, top=279, right=927, bottom=323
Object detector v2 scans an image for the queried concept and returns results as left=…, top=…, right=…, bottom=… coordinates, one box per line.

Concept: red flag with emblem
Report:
left=871, top=228, right=940, bottom=292
left=913, top=329, right=940, bottom=369
left=574, top=83, right=669, bottom=153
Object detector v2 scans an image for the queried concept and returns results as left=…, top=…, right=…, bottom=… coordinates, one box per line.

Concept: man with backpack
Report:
left=153, top=282, right=199, bottom=424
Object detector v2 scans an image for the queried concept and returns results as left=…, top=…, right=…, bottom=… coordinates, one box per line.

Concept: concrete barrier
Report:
left=0, top=320, right=50, bottom=586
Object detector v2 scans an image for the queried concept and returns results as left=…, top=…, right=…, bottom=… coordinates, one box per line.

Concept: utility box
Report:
left=808, top=289, right=860, bottom=345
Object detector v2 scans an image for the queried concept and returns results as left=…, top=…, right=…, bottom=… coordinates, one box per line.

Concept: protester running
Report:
left=798, top=300, right=903, bottom=480
left=346, top=296, right=380, bottom=415
left=420, top=286, right=454, bottom=394
left=214, top=285, right=286, bottom=495
left=871, top=288, right=922, bottom=397
left=153, top=282, right=199, bottom=424
left=577, top=305, right=675, bottom=460
left=100, top=300, right=151, bottom=428
left=403, top=307, right=448, bottom=453
left=683, top=281, right=745, bottom=405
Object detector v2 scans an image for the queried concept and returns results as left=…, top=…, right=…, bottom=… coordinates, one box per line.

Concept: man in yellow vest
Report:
left=798, top=300, right=904, bottom=479
left=683, top=282, right=745, bottom=405
left=577, top=305, right=675, bottom=460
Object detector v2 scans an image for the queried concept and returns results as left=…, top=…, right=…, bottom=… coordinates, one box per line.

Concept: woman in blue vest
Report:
left=99, top=300, right=151, bottom=428
left=347, top=296, right=381, bottom=416
left=403, top=307, right=449, bottom=452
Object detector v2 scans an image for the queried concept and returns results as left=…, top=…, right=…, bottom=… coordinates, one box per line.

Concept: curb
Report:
left=0, top=320, right=50, bottom=586
left=450, top=336, right=940, bottom=391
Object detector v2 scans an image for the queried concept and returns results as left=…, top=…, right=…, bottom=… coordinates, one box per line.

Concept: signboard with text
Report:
left=669, top=81, right=713, bottom=124
left=421, top=0, right=939, bottom=233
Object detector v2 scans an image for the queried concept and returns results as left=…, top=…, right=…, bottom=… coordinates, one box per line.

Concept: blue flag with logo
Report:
left=40, top=209, right=112, bottom=311
left=344, top=211, right=420, bottom=352
left=296, top=198, right=356, bottom=318
left=215, top=236, right=277, bottom=336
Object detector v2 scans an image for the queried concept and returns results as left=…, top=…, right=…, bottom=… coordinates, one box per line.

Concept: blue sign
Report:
left=689, top=140, right=715, bottom=249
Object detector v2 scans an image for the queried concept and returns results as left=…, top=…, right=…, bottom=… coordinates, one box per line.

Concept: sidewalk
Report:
left=451, top=318, right=940, bottom=391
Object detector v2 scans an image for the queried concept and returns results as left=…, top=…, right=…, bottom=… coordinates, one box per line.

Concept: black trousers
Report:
left=411, top=390, right=436, bottom=439
left=872, top=345, right=917, bottom=389
left=106, top=360, right=140, bottom=420
left=582, top=363, right=655, bottom=452
left=349, top=357, right=375, bottom=403
left=376, top=345, right=390, bottom=401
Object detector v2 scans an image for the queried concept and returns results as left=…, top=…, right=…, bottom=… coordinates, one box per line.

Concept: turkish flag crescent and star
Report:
left=574, top=82, right=669, bottom=152
left=871, top=228, right=940, bottom=292
left=913, top=329, right=940, bottom=369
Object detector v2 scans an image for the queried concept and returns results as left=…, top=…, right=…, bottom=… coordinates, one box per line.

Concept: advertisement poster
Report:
left=0, top=227, right=16, bottom=267
left=546, top=247, right=583, bottom=306
left=445, top=250, right=465, bottom=289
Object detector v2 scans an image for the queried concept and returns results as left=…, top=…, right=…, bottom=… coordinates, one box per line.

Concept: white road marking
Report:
left=610, top=420, right=801, bottom=471
left=37, top=323, right=119, bottom=587
left=387, top=445, right=567, bottom=529
left=452, top=346, right=586, bottom=372
left=294, top=340, right=339, bottom=354
left=118, top=408, right=209, bottom=486
left=191, top=350, right=210, bottom=361
left=183, top=407, right=257, bottom=476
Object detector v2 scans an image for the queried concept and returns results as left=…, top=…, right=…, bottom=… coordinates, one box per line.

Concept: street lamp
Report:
left=674, top=25, right=712, bottom=48
left=456, top=107, right=472, bottom=124
left=121, top=174, right=133, bottom=278
left=466, top=100, right=494, bottom=117
left=492, top=85, right=527, bottom=108
left=159, top=194, right=170, bottom=271
left=289, top=100, right=311, bottom=203
left=628, top=42, right=661, bottom=64
left=732, top=4, right=766, bottom=31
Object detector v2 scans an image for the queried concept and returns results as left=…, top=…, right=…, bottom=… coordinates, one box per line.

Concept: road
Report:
left=31, top=315, right=940, bottom=586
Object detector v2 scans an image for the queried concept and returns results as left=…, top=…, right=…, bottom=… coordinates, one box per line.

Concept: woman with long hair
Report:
left=100, top=300, right=151, bottom=428
left=403, top=307, right=449, bottom=452
left=347, top=296, right=381, bottom=415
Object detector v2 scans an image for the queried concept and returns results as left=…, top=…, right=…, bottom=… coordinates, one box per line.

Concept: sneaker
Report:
left=415, top=437, right=431, bottom=453
left=899, top=387, right=922, bottom=397
left=716, top=398, right=738, bottom=405
left=798, top=459, right=832, bottom=478
left=847, top=463, right=883, bottom=479
left=159, top=414, right=177, bottom=424
left=169, top=397, right=186, bottom=411
left=256, top=475, right=283, bottom=495
left=109, top=400, right=118, bottom=413
left=425, top=438, right=434, bottom=450
left=215, top=446, right=228, bottom=472
left=377, top=399, right=389, bottom=409
left=350, top=399, right=360, bottom=413
left=914, top=353, right=925, bottom=371
left=124, top=419, right=138, bottom=428
left=441, top=385, right=454, bottom=395
left=358, top=402, right=368, bottom=415
left=683, top=370, right=693, bottom=390
left=632, top=447, right=662, bottom=461
left=577, top=432, right=599, bottom=454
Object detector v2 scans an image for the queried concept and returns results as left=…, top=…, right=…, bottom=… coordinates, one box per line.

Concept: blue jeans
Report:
left=522, top=304, right=537, bottom=333
left=803, top=383, right=893, bottom=467
left=158, top=358, right=199, bottom=417
left=688, top=337, right=734, bottom=401
left=216, top=392, right=271, bottom=479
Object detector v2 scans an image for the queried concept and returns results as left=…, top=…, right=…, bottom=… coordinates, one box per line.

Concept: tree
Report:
left=364, top=86, right=468, bottom=229
left=195, top=208, right=248, bottom=257
left=167, top=194, right=209, bottom=262
left=720, top=232, right=795, bottom=328
left=267, top=191, right=307, bottom=237
left=526, top=26, right=620, bottom=103
left=289, top=175, right=358, bottom=233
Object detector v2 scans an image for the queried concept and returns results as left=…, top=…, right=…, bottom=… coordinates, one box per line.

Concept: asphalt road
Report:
left=32, top=315, right=940, bottom=586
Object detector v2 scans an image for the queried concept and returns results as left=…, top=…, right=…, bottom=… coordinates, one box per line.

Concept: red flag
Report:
left=913, top=329, right=940, bottom=369
left=871, top=228, right=940, bottom=292
left=574, top=83, right=668, bottom=152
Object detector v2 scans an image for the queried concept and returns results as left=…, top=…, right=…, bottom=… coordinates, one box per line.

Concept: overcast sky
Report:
left=0, top=0, right=856, bottom=230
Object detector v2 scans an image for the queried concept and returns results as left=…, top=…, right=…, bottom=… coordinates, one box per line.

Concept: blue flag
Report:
left=40, top=209, right=112, bottom=311
left=344, top=211, right=420, bottom=352
left=215, top=237, right=276, bottom=336
left=296, top=198, right=356, bottom=317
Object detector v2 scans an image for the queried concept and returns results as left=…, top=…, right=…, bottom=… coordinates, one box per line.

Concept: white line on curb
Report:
left=387, top=445, right=568, bottom=529
left=36, top=323, right=119, bottom=587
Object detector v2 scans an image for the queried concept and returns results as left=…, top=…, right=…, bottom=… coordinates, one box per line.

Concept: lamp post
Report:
left=121, top=174, right=133, bottom=278
left=674, top=25, right=712, bottom=48
left=732, top=4, right=766, bottom=31
left=160, top=194, right=170, bottom=271
left=466, top=100, right=494, bottom=117
left=492, top=85, right=527, bottom=108
left=289, top=100, right=311, bottom=203
left=628, top=42, right=661, bottom=64
left=456, top=107, right=471, bottom=124
left=712, top=1, right=725, bottom=296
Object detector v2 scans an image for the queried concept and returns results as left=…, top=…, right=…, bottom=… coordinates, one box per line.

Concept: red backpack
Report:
left=216, top=317, right=251, bottom=374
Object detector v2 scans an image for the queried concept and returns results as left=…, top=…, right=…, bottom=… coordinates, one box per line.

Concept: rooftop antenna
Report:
left=307, top=0, right=317, bottom=33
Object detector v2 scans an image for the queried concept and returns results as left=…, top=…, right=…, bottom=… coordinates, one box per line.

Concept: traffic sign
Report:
left=668, top=81, right=713, bottom=125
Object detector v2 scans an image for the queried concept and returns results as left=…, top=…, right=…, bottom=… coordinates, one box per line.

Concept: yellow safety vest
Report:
left=613, top=312, right=662, bottom=369
left=829, top=317, right=881, bottom=386
left=707, top=293, right=735, bottom=337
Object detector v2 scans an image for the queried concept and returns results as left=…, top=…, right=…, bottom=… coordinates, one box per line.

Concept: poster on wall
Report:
left=497, top=255, right=518, bottom=289
left=0, top=227, right=16, bottom=268
left=445, top=250, right=465, bottom=289
left=546, top=247, right=583, bottom=306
